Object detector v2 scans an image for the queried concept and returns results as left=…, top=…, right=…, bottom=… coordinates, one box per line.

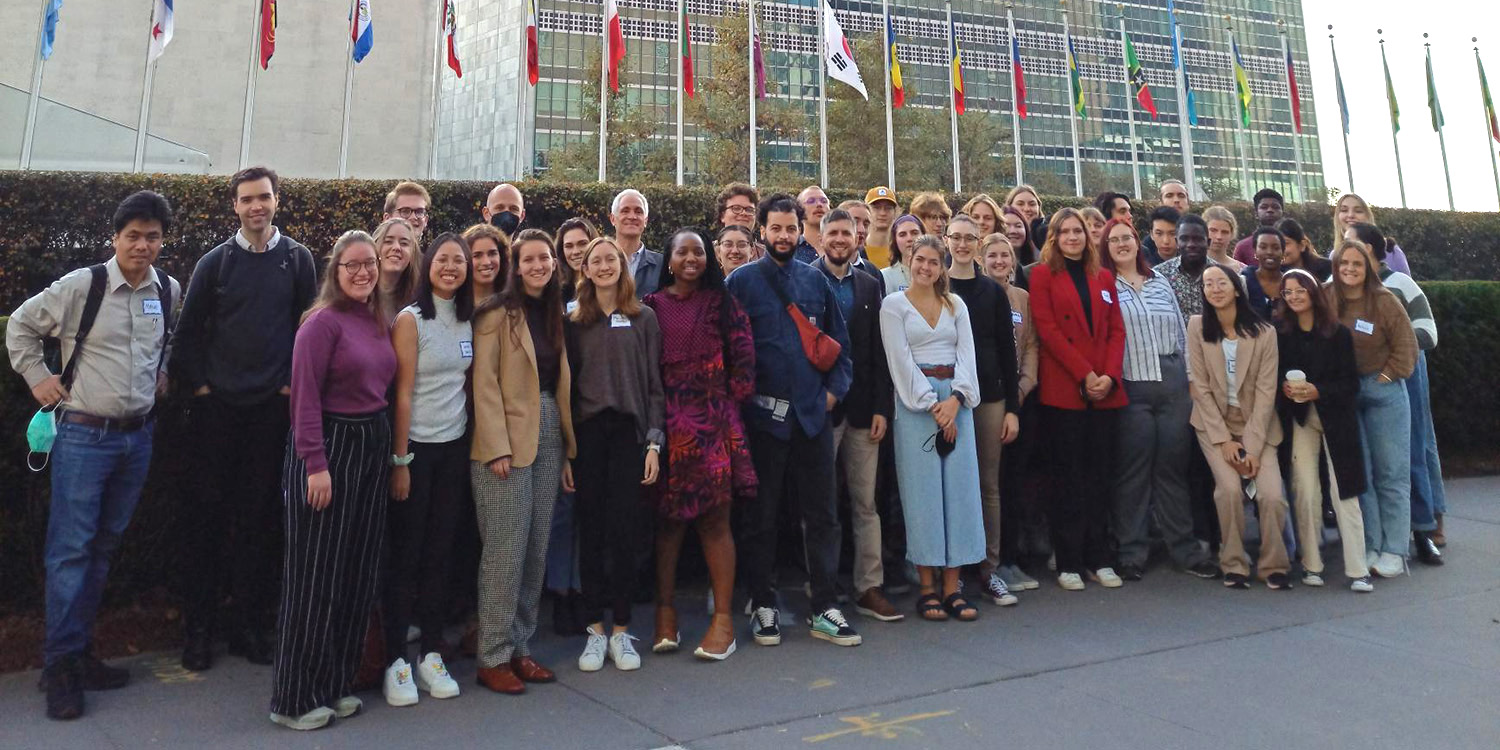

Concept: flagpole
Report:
left=133, top=23, right=157, bottom=173
left=1328, top=26, right=1354, bottom=194
left=1377, top=32, right=1407, bottom=208
left=516, top=2, right=530, bottom=177
left=239, top=1, right=263, bottom=170
left=747, top=1, right=757, bottom=186
left=881, top=0, right=895, bottom=191
left=1225, top=20, right=1250, bottom=200
left=675, top=0, right=685, bottom=186
left=430, top=3, right=445, bottom=179
left=598, top=4, right=608, bottom=183
left=1426, top=34, right=1455, bottom=211
left=1119, top=7, right=1140, bottom=199
left=21, top=0, right=50, bottom=171
left=1006, top=4, right=1022, bottom=185
left=1063, top=5, right=1081, bottom=197
left=947, top=1, right=961, bottom=193
left=1171, top=4, right=1197, bottom=199
left=339, top=13, right=355, bottom=178
left=1479, top=39, right=1500, bottom=210
left=818, top=0, right=828, bottom=187
left=1279, top=21, right=1304, bottom=204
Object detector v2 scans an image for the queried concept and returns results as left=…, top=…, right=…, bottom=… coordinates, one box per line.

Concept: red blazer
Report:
left=1029, top=262, right=1127, bottom=410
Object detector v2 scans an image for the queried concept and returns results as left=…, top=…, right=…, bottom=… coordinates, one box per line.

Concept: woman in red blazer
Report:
left=1029, top=207, right=1128, bottom=592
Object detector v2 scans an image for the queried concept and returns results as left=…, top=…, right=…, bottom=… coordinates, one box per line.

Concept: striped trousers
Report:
left=471, top=394, right=564, bottom=668
left=270, top=413, right=390, bottom=718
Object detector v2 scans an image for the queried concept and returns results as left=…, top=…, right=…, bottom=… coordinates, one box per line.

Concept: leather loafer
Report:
left=476, top=665, right=526, bottom=695
left=181, top=631, right=213, bottom=672
left=509, top=656, right=555, bottom=683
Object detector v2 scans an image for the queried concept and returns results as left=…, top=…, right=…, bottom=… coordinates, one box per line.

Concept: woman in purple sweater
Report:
left=270, top=230, right=397, bottom=731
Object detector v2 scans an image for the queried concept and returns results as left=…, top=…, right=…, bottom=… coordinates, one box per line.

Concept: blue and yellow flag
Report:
left=887, top=11, right=904, bottom=108
left=1231, top=39, right=1252, bottom=127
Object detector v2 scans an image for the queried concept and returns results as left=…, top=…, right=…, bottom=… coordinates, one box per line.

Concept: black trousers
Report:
left=998, top=396, right=1040, bottom=567
left=179, top=393, right=288, bottom=635
left=574, top=411, right=650, bottom=627
left=744, top=422, right=840, bottom=613
left=270, top=413, right=388, bottom=718
left=1042, top=405, right=1119, bottom=575
left=383, top=437, right=469, bottom=662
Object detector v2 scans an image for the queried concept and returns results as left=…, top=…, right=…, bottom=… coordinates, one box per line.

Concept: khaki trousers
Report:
left=973, top=401, right=1007, bottom=572
left=1289, top=407, right=1369, bottom=579
left=834, top=422, right=884, bottom=593
left=1196, top=421, right=1289, bottom=579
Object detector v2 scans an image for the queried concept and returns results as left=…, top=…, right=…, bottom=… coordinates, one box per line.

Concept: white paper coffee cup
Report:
left=1286, top=369, right=1306, bottom=383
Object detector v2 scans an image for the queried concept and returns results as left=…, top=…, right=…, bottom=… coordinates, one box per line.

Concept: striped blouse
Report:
left=1115, top=273, right=1188, bottom=383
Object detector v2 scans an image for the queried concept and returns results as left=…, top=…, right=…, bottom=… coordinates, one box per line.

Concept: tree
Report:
left=543, top=47, right=674, bottom=184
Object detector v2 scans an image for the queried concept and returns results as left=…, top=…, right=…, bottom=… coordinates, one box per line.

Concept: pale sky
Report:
left=1301, top=0, right=1500, bottom=212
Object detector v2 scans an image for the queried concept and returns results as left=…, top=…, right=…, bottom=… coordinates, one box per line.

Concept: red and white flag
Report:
left=822, top=1, right=866, bottom=99
left=525, top=0, right=539, bottom=85
left=442, top=0, right=461, bottom=76
left=605, top=0, right=625, bottom=92
left=148, top=0, right=175, bottom=61
left=259, top=0, right=276, bottom=69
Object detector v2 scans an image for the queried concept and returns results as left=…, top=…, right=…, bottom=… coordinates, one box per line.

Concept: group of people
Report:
left=7, top=169, right=1451, bottom=728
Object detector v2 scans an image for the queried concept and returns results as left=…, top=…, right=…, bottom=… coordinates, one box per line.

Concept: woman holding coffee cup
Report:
left=1275, top=269, right=1372, bottom=592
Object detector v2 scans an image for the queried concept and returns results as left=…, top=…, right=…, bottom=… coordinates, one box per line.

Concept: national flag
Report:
left=1231, top=38, right=1251, bottom=128
left=148, top=0, right=174, bottom=61
left=1284, top=41, right=1301, bottom=133
left=1124, top=30, right=1157, bottom=118
left=1383, top=48, right=1400, bottom=133
left=40, top=0, right=62, bottom=61
left=1167, top=0, right=1197, bottom=125
left=351, top=0, right=373, bottom=63
left=260, top=0, right=277, bottom=70
left=443, top=0, right=462, bottom=77
left=1332, top=38, right=1350, bottom=134
left=1426, top=46, right=1444, bottom=131
left=1066, top=31, right=1084, bottom=118
left=751, top=11, right=766, bottom=99
left=680, top=2, right=693, bottom=98
left=822, top=1, right=867, bottom=99
left=886, top=11, right=904, bottom=108
left=525, top=0, right=538, bottom=85
left=949, top=15, right=964, bottom=115
left=1480, top=53, right=1500, bottom=142
left=1010, top=35, right=1027, bottom=118
left=605, top=0, right=625, bottom=92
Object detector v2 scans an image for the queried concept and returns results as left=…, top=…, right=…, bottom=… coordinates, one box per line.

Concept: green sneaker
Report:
left=808, top=608, right=862, bottom=647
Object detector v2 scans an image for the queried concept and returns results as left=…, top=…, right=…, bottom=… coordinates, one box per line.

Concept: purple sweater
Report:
left=290, top=304, right=397, bottom=474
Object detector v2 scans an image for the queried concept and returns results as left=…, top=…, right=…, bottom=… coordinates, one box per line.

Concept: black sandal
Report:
left=916, top=592, right=948, bottom=621
left=942, top=592, right=979, bottom=622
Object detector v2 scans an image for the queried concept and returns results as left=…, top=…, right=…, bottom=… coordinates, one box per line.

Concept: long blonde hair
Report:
left=301, top=230, right=379, bottom=326
left=373, top=216, right=421, bottom=321
left=1332, top=193, right=1375, bottom=239
left=908, top=235, right=956, bottom=312
left=570, top=236, right=642, bottom=325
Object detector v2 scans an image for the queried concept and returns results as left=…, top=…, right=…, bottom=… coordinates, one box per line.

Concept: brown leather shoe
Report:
left=854, top=588, right=905, bottom=622
left=693, top=613, right=737, bottom=661
left=652, top=605, right=680, bottom=654
left=509, top=656, right=556, bottom=683
left=475, top=664, right=525, bottom=695
left=1432, top=513, right=1446, bottom=547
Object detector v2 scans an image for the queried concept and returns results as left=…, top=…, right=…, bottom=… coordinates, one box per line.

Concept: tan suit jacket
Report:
left=1187, top=315, right=1282, bottom=457
left=471, top=306, right=576, bottom=467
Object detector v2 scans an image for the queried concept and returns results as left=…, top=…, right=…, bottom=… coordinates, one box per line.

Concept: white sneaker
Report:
left=1365, top=549, right=1379, bottom=570
left=383, top=659, right=418, bottom=707
left=579, top=626, right=607, bottom=672
left=1057, top=572, right=1085, bottom=591
left=270, top=707, right=335, bottom=731
left=1350, top=576, right=1375, bottom=593
left=416, top=652, right=459, bottom=699
left=608, top=631, right=642, bottom=671
left=1091, top=568, right=1124, bottom=588
left=1373, top=552, right=1405, bottom=578
left=1301, top=571, right=1325, bottom=587
left=332, top=695, right=362, bottom=718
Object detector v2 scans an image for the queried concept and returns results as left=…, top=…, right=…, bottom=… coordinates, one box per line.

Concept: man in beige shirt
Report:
left=6, top=190, right=180, bottom=722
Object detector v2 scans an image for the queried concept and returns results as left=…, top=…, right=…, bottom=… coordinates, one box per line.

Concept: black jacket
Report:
left=1276, top=325, right=1367, bottom=498
left=815, top=258, right=893, bottom=429
left=948, top=274, right=1020, bottom=413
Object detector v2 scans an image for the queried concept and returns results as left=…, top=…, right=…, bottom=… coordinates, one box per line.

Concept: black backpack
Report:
left=54, top=265, right=174, bottom=389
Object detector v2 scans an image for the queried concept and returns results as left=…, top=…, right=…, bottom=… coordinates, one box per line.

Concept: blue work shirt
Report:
left=794, top=236, right=819, bottom=266
left=727, top=255, right=853, bottom=439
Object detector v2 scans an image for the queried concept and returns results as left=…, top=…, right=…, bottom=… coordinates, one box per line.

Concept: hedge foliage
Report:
left=1, top=280, right=1496, bottom=613
left=0, top=172, right=1496, bottom=311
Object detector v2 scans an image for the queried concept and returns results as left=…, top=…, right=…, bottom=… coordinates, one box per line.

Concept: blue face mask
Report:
left=27, top=406, right=57, bottom=472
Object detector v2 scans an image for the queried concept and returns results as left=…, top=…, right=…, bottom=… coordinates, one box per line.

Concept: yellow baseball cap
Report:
left=865, top=186, right=898, bottom=207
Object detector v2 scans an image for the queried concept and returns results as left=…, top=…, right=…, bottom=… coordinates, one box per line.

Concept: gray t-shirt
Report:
left=402, top=296, right=472, bottom=443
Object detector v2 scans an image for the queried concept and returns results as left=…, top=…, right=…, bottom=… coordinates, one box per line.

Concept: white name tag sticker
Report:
left=142, top=298, right=163, bottom=316
left=808, top=315, right=817, bottom=327
left=1101, top=290, right=1113, bottom=304
left=1354, top=319, right=1375, bottom=335
left=1011, top=310, right=1023, bottom=326
left=772, top=400, right=790, bottom=421
left=610, top=313, right=631, bottom=328
left=459, top=341, right=473, bottom=358
left=565, top=300, right=579, bottom=314
left=897, top=285, right=909, bottom=292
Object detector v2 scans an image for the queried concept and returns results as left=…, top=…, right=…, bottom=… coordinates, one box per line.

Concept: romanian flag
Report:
left=1124, top=30, right=1156, bottom=118
left=949, top=16, right=964, bottom=114
left=1480, top=52, right=1500, bottom=142
left=1231, top=39, right=1251, bottom=128
left=1285, top=41, right=1301, bottom=133
left=1066, top=31, right=1084, bottom=118
left=886, top=11, right=903, bottom=108
left=680, top=3, right=693, bottom=98
left=1010, top=34, right=1026, bottom=118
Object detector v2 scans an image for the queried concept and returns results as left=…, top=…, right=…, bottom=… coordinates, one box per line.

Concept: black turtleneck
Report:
left=1064, top=256, right=1093, bottom=332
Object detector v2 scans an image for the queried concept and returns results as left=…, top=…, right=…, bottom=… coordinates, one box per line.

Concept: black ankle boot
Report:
left=1413, top=530, right=1444, bottom=566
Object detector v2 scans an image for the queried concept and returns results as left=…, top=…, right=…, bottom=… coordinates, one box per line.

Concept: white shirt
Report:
left=879, top=291, right=981, bottom=411
left=1222, top=338, right=1240, bottom=408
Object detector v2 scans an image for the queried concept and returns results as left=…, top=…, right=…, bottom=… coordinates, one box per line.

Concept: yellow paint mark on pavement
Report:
left=803, top=710, right=957, bottom=743
left=808, top=678, right=836, bottom=690
left=144, top=656, right=205, bottom=685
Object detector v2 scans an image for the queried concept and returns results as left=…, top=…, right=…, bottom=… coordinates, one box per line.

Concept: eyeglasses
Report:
left=922, top=214, right=950, bottom=223
left=1107, top=235, right=1137, bottom=246
left=725, top=204, right=756, bottom=215
left=338, top=259, right=379, bottom=273
left=1281, top=287, right=1311, bottom=298
left=945, top=233, right=980, bottom=244
left=718, top=240, right=753, bottom=251
left=394, top=207, right=428, bottom=219
left=802, top=196, right=829, bottom=207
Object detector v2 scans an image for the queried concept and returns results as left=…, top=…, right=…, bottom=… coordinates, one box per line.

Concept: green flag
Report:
left=1383, top=48, right=1400, bottom=133
left=1068, top=33, right=1085, bottom=118
left=1426, top=46, right=1444, bottom=131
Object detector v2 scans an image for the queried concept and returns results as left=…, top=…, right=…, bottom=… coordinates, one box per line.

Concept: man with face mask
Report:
left=726, top=193, right=859, bottom=649
left=1155, top=213, right=1214, bottom=318
left=481, top=183, right=526, bottom=238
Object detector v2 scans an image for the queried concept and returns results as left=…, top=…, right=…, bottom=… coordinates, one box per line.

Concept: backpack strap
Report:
left=60, top=264, right=109, bottom=390
left=155, top=267, right=173, bottom=374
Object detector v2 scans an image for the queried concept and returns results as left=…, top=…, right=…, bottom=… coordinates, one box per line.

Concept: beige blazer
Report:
left=1186, top=315, right=1282, bottom=456
left=471, top=306, right=576, bottom=467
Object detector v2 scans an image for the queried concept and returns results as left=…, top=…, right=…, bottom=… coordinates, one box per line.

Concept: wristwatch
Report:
left=390, top=452, right=415, bottom=467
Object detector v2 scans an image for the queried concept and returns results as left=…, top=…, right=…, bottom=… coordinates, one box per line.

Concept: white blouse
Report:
left=879, top=291, right=981, bottom=412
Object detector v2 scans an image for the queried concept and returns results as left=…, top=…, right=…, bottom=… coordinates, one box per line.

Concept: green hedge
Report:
left=1, top=281, right=1496, bottom=613
left=0, top=172, right=1495, bottom=312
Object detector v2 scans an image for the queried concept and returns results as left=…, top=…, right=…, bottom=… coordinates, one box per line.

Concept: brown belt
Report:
left=60, top=410, right=152, bottom=433
left=920, top=365, right=956, bottom=379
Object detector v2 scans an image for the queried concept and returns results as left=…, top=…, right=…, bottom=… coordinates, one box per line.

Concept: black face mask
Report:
left=491, top=211, right=521, bottom=236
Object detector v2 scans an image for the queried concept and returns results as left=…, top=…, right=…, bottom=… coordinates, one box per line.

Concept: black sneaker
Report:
left=1266, top=572, right=1293, bottom=590
left=1117, top=563, right=1145, bottom=582
left=750, top=606, right=781, bottom=646
left=81, top=651, right=130, bottom=690
left=1223, top=572, right=1250, bottom=589
left=1185, top=560, right=1222, bottom=579
left=44, top=655, right=84, bottom=721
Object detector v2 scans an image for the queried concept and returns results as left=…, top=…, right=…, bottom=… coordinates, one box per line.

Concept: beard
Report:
left=767, top=240, right=796, bottom=262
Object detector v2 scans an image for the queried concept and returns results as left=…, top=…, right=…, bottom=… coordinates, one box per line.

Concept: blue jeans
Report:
left=1355, top=375, right=1411, bottom=558
left=544, top=491, right=581, bottom=593
left=45, top=420, right=154, bottom=667
left=1405, top=352, right=1444, bottom=528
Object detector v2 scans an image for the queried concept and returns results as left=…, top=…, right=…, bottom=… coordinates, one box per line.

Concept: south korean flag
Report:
left=823, top=1, right=868, bottom=100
